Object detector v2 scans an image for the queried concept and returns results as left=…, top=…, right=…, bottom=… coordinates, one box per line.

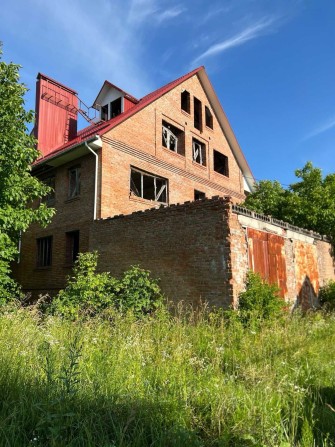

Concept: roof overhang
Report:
left=33, top=136, right=102, bottom=171
left=197, top=69, right=255, bottom=193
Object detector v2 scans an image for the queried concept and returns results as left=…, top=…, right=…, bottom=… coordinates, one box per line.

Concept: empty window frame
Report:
left=66, top=230, right=80, bottom=265
left=192, top=138, right=206, bottom=166
left=194, top=190, right=206, bottom=200
left=205, top=106, right=213, bottom=129
left=110, top=97, right=122, bottom=118
left=181, top=90, right=190, bottom=114
left=162, top=120, right=185, bottom=155
left=213, top=150, right=229, bottom=177
left=101, top=104, right=109, bottom=121
left=36, top=236, right=52, bottom=267
left=130, top=168, right=168, bottom=203
left=68, top=166, right=80, bottom=199
left=194, top=97, right=202, bottom=131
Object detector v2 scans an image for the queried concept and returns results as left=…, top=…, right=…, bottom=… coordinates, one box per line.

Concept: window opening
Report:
left=43, top=176, right=55, bottom=206
left=181, top=90, right=190, bottom=113
left=37, top=236, right=52, bottom=267
left=194, top=190, right=206, bottom=200
left=162, top=120, right=185, bottom=155
left=66, top=230, right=80, bottom=265
left=101, top=104, right=108, bottom=121
left=110, top=97, right=122, bottom=118
left=68, top=166, right=80, bottom=199
left=205, top=106, right=213, bottom=129
left=213, top=150, right=229, bottom=176
left=194, top=97, right=202, bottom=131
left=130, top=168, right=168, bottom=203
left=192, top=138, right=206, bottom=166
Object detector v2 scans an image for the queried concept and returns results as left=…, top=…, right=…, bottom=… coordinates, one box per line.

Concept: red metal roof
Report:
left=37, top=73, right=78, bottom=95
left=34, top=66, right=204, bottom=166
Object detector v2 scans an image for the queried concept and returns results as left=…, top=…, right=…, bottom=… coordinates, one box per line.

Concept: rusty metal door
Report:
left=247, top=229, right=287, bottom=298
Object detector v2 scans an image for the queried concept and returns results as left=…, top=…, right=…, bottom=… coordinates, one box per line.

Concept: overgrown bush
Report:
left=49, top=252, right=163, bottom=318
left=318, top=280, right=335, bottom=311
left=238, top=271, right=285, bottom=325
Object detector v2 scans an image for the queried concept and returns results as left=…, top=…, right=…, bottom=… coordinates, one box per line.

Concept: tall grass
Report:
left=0, top=305, right=334, bottom=446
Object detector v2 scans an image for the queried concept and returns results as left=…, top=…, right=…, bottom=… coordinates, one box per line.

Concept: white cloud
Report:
left=192, top=16, right=278, bottom=65
left=303, top=116, right=335, bottom=140
left=155, top=6, right=186, bottom=23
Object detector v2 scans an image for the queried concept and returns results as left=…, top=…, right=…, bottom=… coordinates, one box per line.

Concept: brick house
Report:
left=13, top=67, right=334, bottom=306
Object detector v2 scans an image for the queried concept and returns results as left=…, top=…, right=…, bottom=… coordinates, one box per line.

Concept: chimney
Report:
left=34, top=73, right=78, bottom=157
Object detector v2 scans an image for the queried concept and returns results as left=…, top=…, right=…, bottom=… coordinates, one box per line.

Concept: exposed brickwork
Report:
left=90, top=197, right=233, bottom=307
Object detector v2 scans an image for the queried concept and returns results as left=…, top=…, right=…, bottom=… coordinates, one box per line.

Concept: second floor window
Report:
left=42, top=176, right=55, bottom=206
left=68, top=166, right=80, bottom=199
left=130, top=167, right=168, bottom=203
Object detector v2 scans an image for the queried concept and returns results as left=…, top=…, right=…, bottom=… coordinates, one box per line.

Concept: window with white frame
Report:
left=130, top=168, right=168, bottom=203
left=192, top=138, right=206, bottom=166
left=68, top=166, right=80, bottom=199
left=162, top=120, right=185, bottom=155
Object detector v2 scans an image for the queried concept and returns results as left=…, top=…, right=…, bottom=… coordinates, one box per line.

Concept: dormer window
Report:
left=110, top=97, right=122, bottom=118
left=101, top=104, right=109, bottom=121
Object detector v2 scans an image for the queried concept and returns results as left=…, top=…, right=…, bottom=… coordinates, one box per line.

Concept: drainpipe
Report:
left=85, top=140, right=99, bottom=220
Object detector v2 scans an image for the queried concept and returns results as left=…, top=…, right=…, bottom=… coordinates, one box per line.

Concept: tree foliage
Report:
left=0, top=47, right=54, bottom=300
left=243, top=162, right=335, bottom=240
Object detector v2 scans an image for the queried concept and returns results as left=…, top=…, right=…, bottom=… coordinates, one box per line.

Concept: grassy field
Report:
left=0, top=305, right=335, bottom=446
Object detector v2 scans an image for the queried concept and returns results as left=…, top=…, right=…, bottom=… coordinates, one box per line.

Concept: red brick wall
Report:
left=90, top=197, right=233, bottom=307
left=99, top=74, right=245, bottom=218
left=12, top=153, right=96, bottom=295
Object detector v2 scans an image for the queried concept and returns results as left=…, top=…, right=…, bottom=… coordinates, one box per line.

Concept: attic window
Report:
left=130, top=168, right=168, bottom=203
left=194, top=97, right=202, bottom=131
left=192, top=138, right=206, bottom=166
left=213, top=150, right=229, bottom=177
left=110, top=97, right=122, bottom=118
left=181, top=90, right=190, bottom=114
left=101, top=104, right=108, bottom=121
left=162, top=120, right=185, bottom=155
left=205, top=106, right=213, bottom=129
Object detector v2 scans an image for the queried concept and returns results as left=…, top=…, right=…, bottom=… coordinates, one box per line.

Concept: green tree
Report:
left=0, top=47, right=54, bottom=301
left=243, top=162, right=335, bottom=240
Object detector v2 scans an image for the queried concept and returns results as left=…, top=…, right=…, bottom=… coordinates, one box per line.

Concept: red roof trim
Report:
left=36, top=66, right=204, bottom=166
left=37, top=73, right=78, bottom=95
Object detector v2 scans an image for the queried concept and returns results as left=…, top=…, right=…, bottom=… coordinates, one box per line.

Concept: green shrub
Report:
left=238, top=271, right=285, bottom=325
left=318, top=280, right=335, bottom=311
left=116, top=265, right=163, bottom=315
left=49, top=252, right=163, bottom=318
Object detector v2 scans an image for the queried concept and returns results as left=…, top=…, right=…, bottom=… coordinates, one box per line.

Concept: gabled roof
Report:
left=34, top=66, right=255, bottom=190
left=92, top=80, right=139, bottom=109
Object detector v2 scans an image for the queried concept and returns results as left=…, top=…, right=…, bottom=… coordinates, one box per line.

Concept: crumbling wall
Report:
left=90, top=197, right=233, bottom=307
left=232, top=205, right=335, bottom=306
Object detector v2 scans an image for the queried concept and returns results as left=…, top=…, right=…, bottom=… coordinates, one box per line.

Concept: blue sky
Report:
left=2, top=0, right=334, bottom=186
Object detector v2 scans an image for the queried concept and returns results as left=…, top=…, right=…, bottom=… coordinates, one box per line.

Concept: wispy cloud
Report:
left=192, top=16, right=278, bottom=65
left=303, top=116, right=335, bottom=140
left=155, top=6, right=186, bottom=24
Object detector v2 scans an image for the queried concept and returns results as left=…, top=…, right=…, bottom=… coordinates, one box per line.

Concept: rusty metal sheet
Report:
left=247, top=229, right=287, bottom=298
